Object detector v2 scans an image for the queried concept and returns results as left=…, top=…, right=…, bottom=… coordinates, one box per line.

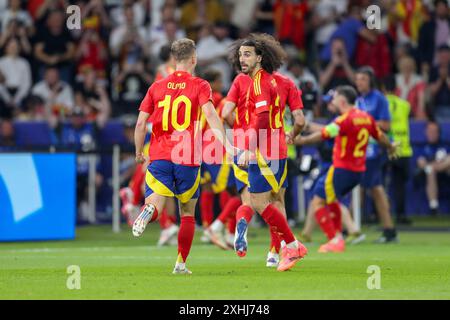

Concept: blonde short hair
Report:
left=171, top=38, right=196, bottom=62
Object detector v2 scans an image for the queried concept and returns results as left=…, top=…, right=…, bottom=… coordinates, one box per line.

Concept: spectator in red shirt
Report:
left=273, top=0, right=309, bottom=51
left=75, top=27, right=108, bottom=82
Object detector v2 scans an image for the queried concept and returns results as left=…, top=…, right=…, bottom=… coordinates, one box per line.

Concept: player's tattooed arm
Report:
left=286, top=109, right=306, bottom=144
left=134, top=111, right=150, bottom=164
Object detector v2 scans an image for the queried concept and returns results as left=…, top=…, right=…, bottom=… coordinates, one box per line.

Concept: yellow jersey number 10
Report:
left=158, top=95, right=192, bottom=131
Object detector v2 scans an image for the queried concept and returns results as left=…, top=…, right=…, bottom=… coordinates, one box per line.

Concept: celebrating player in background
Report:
left=120, top=43, right=179, bottom=247
left=210, top=66, right=307, bottom=266
left=355, top=67, right=398, bottom=243
left=298, top=91, right=365, bottom=245
left=205, top=68, right=253, bottom=252
left=119, top=135, right=179, bottom=247
left=232, top=33, right=307, bottom=272
left=296, top=86, right=398, bottom=253
left=133, top=38, right=235, bottom=274
left=199, top=69, right=237, bottom=249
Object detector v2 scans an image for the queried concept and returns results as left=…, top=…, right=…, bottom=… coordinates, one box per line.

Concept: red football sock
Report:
left=200, top=191, right=214, bottom=227
left=140, top=204, right=159, bottom=223
left=328, top=201, right=342, bottom=232
left=315, top=206, right=336, bottom=240
left=260, top=204, right=296, bottom=244
left=131, top=164, right=146, bottom=205
left=168, top=212, right=177, bottom=224
left=158, top=208, right=173, bottom=229
left=227, top=211, right=236, bottom=234
left=235, top=205, right=254, bottom=224
left=177, top=215, right=196, bottom=263
left=217, top=196, right=241, bottom=223
left=269, top=228, right=281, bottom=254
left=219, top=191, right=232, bottom=210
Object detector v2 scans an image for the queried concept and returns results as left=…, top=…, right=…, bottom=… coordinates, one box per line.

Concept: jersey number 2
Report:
left=158, top=95, right=192, bottom=131
left=270, top=95, right=283, bottom=129
left=354, top=128, right=369, bottom=158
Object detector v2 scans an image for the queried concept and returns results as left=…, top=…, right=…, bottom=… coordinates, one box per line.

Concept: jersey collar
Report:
left=173, top=70, right=191, bottom=77
left=252, top=68, right=264, bottom=79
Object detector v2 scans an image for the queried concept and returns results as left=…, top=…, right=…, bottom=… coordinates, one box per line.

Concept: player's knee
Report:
left=250, top=196, right=269, bottom=213
left=311, top=196, right=325, bottom=209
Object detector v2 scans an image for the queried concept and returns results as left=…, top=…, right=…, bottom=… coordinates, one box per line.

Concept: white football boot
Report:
left=132, top=204, right=156, bottom=237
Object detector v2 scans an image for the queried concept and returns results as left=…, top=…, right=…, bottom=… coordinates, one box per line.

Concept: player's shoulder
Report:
left=191, top=75, right=211, bottom=87
left=273, top=71, right=297, bottom=89
left=272, top=71, right=289, bottom=83
left=258, top=70, right=278, bottom=89
left=235, top=72, right=251, bottom=81
left=335, top=109, right=359, bottom=124
left=352, top=108, right=376, bottom=123
left=335, top=113, right=349, bottom=125
left=232, top=72, right=252, bottom=86
left=149, top=76, right=170, bottom=90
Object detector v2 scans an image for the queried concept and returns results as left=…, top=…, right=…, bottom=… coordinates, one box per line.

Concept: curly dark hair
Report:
left=228, top=33, right=287, bottom=74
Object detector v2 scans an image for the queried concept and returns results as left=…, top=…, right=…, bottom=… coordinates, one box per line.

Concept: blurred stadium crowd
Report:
left=0, top=0, right=449, bottom=223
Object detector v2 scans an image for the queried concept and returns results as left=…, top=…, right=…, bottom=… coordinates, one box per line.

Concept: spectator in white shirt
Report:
left=1, top=0, right=33, bottom=34
left=197, top=22, right=233, bottom=90
left=110, top=0, right=148, bottom=28
left=148, top=4, right=185, bottom=58
left=109, top=5, right=148, bottom=58
left=31, top=67, right=74, bottom=127
left=284, top=58, right=319, bottom=93
left=0, top=37, right=31, bottom=109
left=150, top=0, right=181, bottom=29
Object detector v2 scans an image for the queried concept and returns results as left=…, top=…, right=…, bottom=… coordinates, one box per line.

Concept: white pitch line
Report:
left=1, top=246, right=165, bottom=253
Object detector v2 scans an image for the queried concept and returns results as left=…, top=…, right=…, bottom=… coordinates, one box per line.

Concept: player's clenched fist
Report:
left=135, top=152, right=146, bottom=164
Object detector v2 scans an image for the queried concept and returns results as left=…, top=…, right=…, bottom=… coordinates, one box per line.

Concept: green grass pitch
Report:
left=1, top=221, right=450, bottom=300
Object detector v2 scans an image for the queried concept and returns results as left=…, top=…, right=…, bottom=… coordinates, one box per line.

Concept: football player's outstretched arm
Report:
left=375, top=130, right=398, bottom=160
left=294, top=121, right=338, bottom=146
left=202, top=100, right=237, bottom=159
left=294, top=131, right=323, bottom=146
left=134, top=111, right=150, bottom=163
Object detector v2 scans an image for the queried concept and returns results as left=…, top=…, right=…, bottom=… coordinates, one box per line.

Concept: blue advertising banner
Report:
left=0, top=153, right=76, bottom=241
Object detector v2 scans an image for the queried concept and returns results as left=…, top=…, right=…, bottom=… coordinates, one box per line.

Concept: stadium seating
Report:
left=13, top=121, right=56, bottom=147
left=98, top=120, right=128, bottom=146
left=8, top=120, right=450, bottom=215
left=441, top=122, right=450, bottom=144
left=409, top=121, right=427, bottom=144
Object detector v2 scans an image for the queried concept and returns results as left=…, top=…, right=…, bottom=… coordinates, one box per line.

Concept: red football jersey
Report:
left=139, top=70, right=212, bottom=166
left=248, top=69, right=289, bottom=160
left=322, top=108, right=382, bottom=172
left=226, top=73, right=252, bottom=151
left=273, top=72, right=304, bottom=114
left=201, top=94, right=226, bottom=164
left=272, top=72, right=304, bottom=158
